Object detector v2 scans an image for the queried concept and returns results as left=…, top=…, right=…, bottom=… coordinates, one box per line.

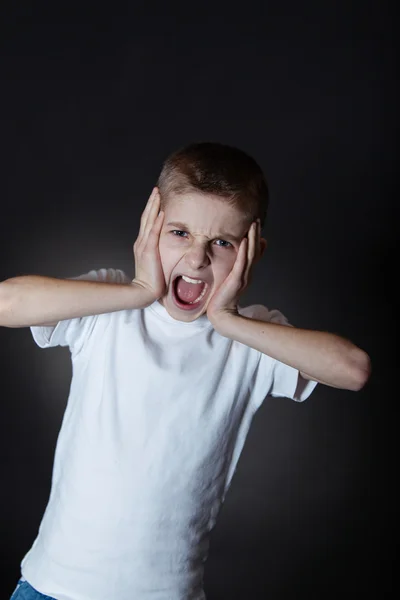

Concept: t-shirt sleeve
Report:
left=30, top=268, right=131, bottom=355
left=240, top=303, right=318, bottom=407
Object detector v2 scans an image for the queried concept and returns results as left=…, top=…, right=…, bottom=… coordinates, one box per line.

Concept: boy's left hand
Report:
left=207, top=219, right=261, bottom=331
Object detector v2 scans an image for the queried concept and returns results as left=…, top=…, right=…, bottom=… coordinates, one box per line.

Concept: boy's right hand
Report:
left=132, top=187, right=166, bottom=302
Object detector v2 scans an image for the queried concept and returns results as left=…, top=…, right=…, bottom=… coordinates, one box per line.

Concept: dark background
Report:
left=0, top=1, right=396, bottom=598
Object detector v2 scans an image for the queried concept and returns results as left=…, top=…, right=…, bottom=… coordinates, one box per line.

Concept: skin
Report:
left=134, top=188, right=371, bottom=389
left=157, top=191, right=267, bottom=323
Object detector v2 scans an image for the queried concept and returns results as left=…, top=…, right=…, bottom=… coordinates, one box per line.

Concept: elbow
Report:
left=350, top=350, right=372, bottom=391
left=0, top=281, right=10, bottom=327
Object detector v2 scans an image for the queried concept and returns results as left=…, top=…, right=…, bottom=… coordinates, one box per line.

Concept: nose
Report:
left=184, top=242, right=211, bottom=271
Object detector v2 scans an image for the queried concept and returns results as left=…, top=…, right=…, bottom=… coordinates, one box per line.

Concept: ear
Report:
left=255, top=236, right=267, bottom=264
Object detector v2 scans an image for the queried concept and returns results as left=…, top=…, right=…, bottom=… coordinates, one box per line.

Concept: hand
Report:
left=132, top=187, right=166, bottom=302
left=207, top=219, right=261, bottom=329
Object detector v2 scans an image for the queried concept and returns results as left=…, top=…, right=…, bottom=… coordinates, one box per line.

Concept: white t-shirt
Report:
left=20, top=268, right=318, bottom=600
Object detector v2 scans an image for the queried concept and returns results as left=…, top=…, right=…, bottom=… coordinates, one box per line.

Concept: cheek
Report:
left=158, top=238, right=181, bottom=278
left=213, top=256, right=236, bottom=283
left=158, top=239, right=169, bottom=268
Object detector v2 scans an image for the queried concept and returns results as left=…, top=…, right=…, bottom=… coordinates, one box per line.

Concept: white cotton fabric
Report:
left=20, top=268, right=317, bottom=600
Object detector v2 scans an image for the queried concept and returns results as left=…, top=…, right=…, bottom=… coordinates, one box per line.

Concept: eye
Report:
left=215, top=239, right=232, bottom=249
left=170, top=230, right=232, bottom=249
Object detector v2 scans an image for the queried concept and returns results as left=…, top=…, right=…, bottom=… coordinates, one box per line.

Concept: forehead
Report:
left=164, top=192, right=249, bottom=240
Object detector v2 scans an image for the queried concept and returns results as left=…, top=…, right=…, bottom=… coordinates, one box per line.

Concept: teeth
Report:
left=182, top=275, right=204, bottom=284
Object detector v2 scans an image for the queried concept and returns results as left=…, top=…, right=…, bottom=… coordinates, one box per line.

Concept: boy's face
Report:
left=158, top=191, right=265, bottom=322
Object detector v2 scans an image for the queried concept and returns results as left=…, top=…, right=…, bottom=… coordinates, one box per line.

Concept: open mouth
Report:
left=171, top=275, right=210, bottom=311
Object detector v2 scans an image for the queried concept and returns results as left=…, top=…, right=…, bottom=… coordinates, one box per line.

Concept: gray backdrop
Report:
left=0, top=1, right=395, bottom=598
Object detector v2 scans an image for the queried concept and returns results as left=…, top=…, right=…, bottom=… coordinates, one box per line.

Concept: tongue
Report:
left=176, top=277, right=205, bottom=304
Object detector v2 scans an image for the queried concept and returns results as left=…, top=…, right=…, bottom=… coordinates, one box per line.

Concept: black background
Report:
left=0, top=1, right=396, bottom=598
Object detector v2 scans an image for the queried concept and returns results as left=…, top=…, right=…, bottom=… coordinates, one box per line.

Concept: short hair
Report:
left=157, top=142, right=269, bottom=229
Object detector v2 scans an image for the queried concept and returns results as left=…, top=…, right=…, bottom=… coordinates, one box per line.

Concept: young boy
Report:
left=2, top=142, right=371, bottom=600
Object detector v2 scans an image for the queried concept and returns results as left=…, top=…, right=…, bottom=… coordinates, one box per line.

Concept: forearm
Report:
left=0, top=275, right=154, bottom=328
left=216, top=315, right=371, bottom=391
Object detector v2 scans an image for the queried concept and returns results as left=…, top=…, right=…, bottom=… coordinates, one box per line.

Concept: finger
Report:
left=147, top=210, right=164, bottom=246
left=232, top=237, right=248, bottom=283
left=252, top=219, right=261, bottom=269
left=139, top=188, right=158, bottom=241
left=248, top=221, right=256, bottom=259
left=141, top=189, right=161, bottom=247
left=244, top=222, right=257, bottom=280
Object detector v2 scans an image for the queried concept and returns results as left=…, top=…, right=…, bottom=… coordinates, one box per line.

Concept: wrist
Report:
left=130, top=279, right=158, bottom=309
left=209, top=310, right=240, bottom=336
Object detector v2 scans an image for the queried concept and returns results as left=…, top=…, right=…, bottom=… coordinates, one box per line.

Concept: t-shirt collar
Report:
left=147, top=299, right=214, bottom=329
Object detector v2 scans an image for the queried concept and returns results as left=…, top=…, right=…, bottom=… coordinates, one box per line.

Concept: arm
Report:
left=206, top=221, right=370, bottom=392
left=0, top=275, right=157, bottom=328
left=0, top=188, right=167, bottom=329
left=215, top=315, right=371, bottom=392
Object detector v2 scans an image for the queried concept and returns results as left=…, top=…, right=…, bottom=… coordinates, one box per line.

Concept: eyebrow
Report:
left=166, top=221, right=242, bottom=242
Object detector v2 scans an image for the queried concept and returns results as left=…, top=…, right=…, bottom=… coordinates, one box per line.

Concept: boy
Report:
left=2, top=142, right=371, bottom=600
